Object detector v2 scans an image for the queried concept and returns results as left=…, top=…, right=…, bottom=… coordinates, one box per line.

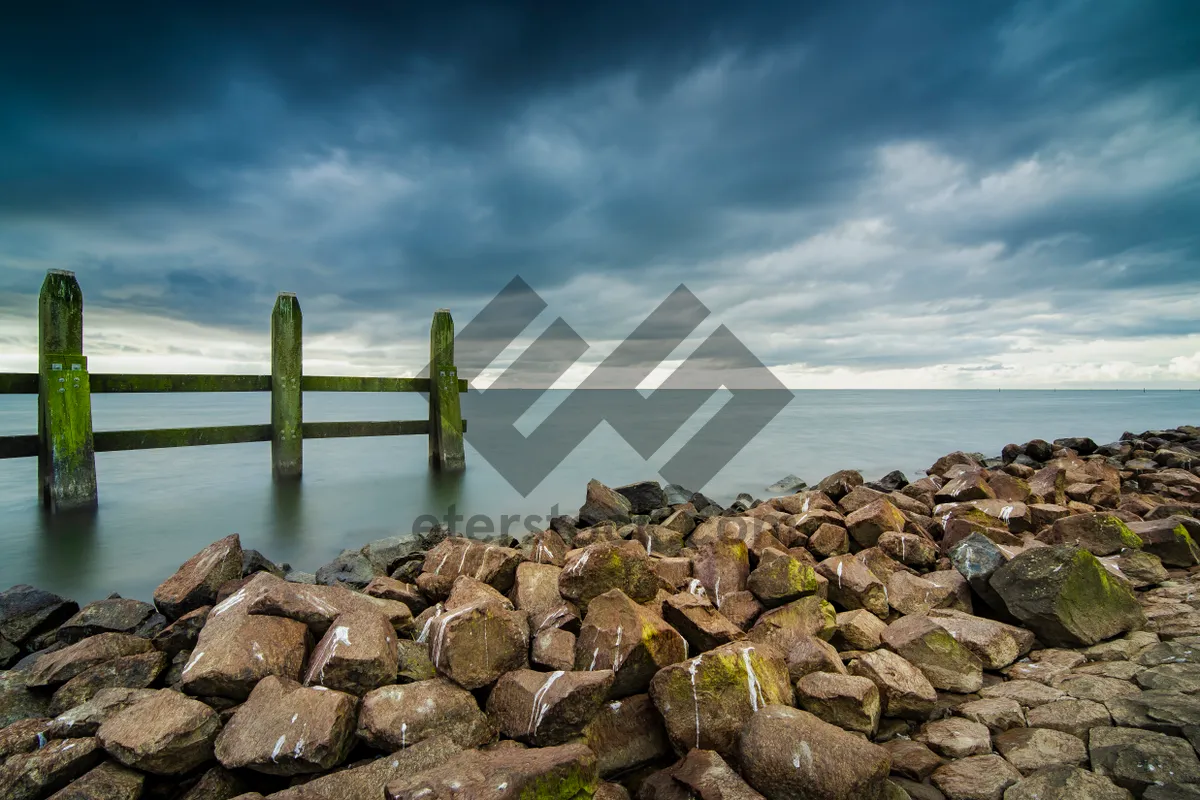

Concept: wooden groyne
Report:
left=0, top=270, right=467, bottom=512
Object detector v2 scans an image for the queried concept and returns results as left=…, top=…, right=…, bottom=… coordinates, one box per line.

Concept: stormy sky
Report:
left=1, top=1, right=1198, bottom=388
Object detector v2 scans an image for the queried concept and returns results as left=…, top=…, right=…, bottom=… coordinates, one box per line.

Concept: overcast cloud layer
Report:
left=1, top=1, right=1198, bottom=388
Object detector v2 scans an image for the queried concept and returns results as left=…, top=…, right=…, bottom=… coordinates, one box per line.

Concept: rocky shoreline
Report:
left=2, top=426, right=1200, bottom=799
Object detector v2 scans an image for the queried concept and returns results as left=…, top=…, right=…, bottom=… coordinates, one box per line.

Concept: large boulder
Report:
left=0, top=585, right=78, bottom=647
left=384, top=742, right=599, bottom=799
left=0, top=737, right=102, bottom=800
left=848, top=650, right=938, bottom=720
left=358, top=678, right=494, bottom=751
left=425, top=598, right=529, bottom=690
left=180, top=609, right=310, bottom=699
left=1039, top=513, right=1143, bottom=556
left=650, top=641, right=792, bottom=760
left=28, top=634, right=153, bottom=688
left=880, top=615, right=983, bottom=693
left=582, top=693, right=672, bottom=778
left=575, top=589, right=686, bottom=697
left=794, top=672, right=881, bottom=735
left=303, top=608, right=399, bottom=695
left=580, top=479, right=634, bottom=527
left=559, top=541, right=661, bottom=609
left=418, top=537, right=523, bottom=598
left=97, top=689, right=220, bottom=775
left=989, top=546, right=1146, bottom=647
left=153, top=534, right=244, bottom=619
left=926, top=609, right=1035, bottom=670
left=486, top=668, right=613, bottom=746
left=738, top=705, right=891, bottom=800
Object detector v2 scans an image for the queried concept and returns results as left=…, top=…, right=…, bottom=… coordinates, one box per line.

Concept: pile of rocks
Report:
left=2, top=426, right=1200, bottom=799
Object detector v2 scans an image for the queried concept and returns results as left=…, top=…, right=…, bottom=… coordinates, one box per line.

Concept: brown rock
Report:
left=531, top=628, right=576, bottom=672
left=747, top=596, right=837, bottom=654
left=817, top=555, right=888, bottom=617
left=55, top=599, right=159, bottom=644
left=266, top=736, right=463, bottom=800
left=979, top=679, right=1066, bottom=708
left=878, top=531, right=938, bottom=568
left=1024, top=697, right=1111, bottom=738
left=662, top=592, right=745, bottom=654
left=955, top=697, right=1025, bottom=733
left=926, top=609, right=1035, bottom=670
left=936, top=471, right=997, bottom=504
left=807, top=524, right=850, bottom=558
left=28, top=634, right=153, bottom=688
left=994, top=727, right=1086, bottom=775
left=1039, top=512, right=1143, bottom=556
left=181, top=611, right=310, bottom=700
left=848, top=650, right=938, bottom=719
left=717, top=590, right=765, bottom=631
left=882, top=739, right=944, bottom=781
left=692, top=539, right=751, bottom=608
left=845, top=499, right=907, bottom=549
left=881, top=616, right=983, bottom=693
left=419, top=537, right=522, bottom=597
left=511, top=562, right=567, bottom=627
left=931, top=754, right=1021, bottom=800
left=487, top=668, right=614, bottom=746
left=747, top=548, right=820, bottom=608
left=154, top=534, right=244, bottom=619
left=915, top=717, right=992, bottom=759
left=384, top=741, right=598, bottom=799
left=45, top=761, right=145, bottom=800
left=1001, top=765, right=1132, bottom=800
left=49, top=649, right=167, bottom=715
left=583, top=693, right=672, bottom=778
left=425, top=599, right=529, bottom=690
left=526, top=528, right=571, bottom=566
left=243, top=574, right=413, bottom=636
left=576, top=589, right=686, bottom=697
left=304, top=608, right=399, bottom=695
left=559, top=540, right=662, bottom=610
left=358, top=678, right=493, bottom=751
left=0, top=737, right=102, bottom=800
left=795, top=672, right=880, bottom=735
left=152, top=605, right=211, bottom=657
left=785, top=635, right=847, bottom=682
left=363, top=577, right=428, bottom=616
left=834, top=609, right=887, bottom=651
left=215, top=675, right=357, bottom=775
left=45, top=687, right=159, bottom=738
left=673, top=748, right=766, bottom=800
left=97, top=689, right=220, bottom=775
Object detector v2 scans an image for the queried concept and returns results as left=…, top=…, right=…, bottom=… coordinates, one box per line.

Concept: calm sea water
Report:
left=0, top=389, right=1195, bottom=604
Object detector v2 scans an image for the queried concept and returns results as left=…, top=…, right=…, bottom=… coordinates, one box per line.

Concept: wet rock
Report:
left=0, top=585, right=78, bottom=647
left=989, top=546, right=1146, bottom=647
left=993, top=727, right=1086, bottom=775
left=817, top=555, right=888, bottom=617
left=425, top=598, right=529, bottom=690
left=848, top=650, right=938, bottom=719
left=154, top=534, right=244, bottom=619
left=0, top=737, right=102, bottom=800
left=1039, top=513, right=1143, bottom=556
left=97, top=688, right=220, bottom=775
left=383, top=741, right=598, bottom=799
left=487, top=668, right=613, bottom=746
left=914, top=717, right=992, bottom=759
left=46, top=760, right=145, bottom=800
left=795, top=672, right=880, bottom=735
left=576, top=589, right=686, bottom=697
left=931, top=753, right=1021, bottom=800
left=56, top=600, right=159, bottom=644
left=215, top=675, right=357, bottom=775
left=785, top=635, right=847, bottom=681
left=663, top=592, right=745, bottom=654
left=738, top=705, right=891, bottom=800
left=650, top=641, right=792, bottom=759
left=580, top=479, right=635, bottom=526
left=834, top=609, right=887, bottom=651
left=49, top=649, right=167, bottom=715
left=846, top=499, right=908, bottom=548
left=152, top=605, right=211, bottom=657
left=418, top=538, right=523, bottom=598
left=881, top=615, right=983, bottom=693
left=180, top=610, right=310, bottom=700
left=358, top=678, right=494, bottom=751
left=559, top=540, right=662, bottom=609
left=955, top=697, right=1025, bottom=733
left=673, top=748, right=765, bottom=800
left=1089, top=726, right=1200, bottom=794
left=28, top=633, right=153, bottom=688
left=1002, top=765, right=1132, bottom=800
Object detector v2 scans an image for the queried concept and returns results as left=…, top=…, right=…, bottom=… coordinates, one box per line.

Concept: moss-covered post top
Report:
left=39, top=270, right=84, bottom=359
left=272, top=292, right=303, bottom=480
left=429, top=308, right=465, bottom=472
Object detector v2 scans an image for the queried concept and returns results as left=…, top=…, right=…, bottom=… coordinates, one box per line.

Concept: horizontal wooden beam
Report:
left=302, top=375, right=469, bottom=393
left=0, top=373, right=38, bottom=394
left=305, top=418, right=469, bottom=439
left=0, top=434, right=38, bottom=459
left=94, top=424, right=273, bottom=452
left=90, top=374, right=272, bottom=393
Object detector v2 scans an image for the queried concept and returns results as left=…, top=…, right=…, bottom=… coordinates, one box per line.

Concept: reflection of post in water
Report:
left=268, top=478, right=304, bottom=544
left=419, top=468, right=465, bottom=532
left=35, top=507, right=98, bottom=589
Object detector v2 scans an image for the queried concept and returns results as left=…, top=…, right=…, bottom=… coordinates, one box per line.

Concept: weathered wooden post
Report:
left=271, top=292, right=302, bottom=479
left=429, top=309, right=465, bottom=471
left=38, top=269, right=98, bottom=511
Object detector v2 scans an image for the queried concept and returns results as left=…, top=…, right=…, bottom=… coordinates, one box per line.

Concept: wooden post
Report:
left=38, top=270, right=98, bottom=511
left=271, top=292, right=302, bottom=479
left=429, top=308, right=465, bottom=471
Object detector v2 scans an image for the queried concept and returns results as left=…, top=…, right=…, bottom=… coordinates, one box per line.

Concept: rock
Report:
left=1089, top=726, right=1200, bottom=794
left=486, top=668, right=613, bottom=746
left=49, top=649, right=167, bottom=715
left=849, top=649, right=938, bottom=719
left=1138, top=663, right=1200, bottom=693
left=834, top=609, right=888, bottom=651
left=1103, top=550, right=1169, bottom=588
left=180, top=610, right=310, bottom=700
left=0, top=717, right=52, bottom=763
left=633, top=525, right=685, bottom=558
left=1024, top=697, right=1110, bottom=738
left=45, top=687, right=159, bottom=738
left=175, top=765, right=246, bottom=800
left=839, top=485, right=888, bottom=515
left=55, top=600, right=159, bottom=644
left=363, top=577, right=429, bottom=616
left=691, top=537, right=752, bottom=606
left=152, top=605, right=211, bottom=657
left=747, top=548, right=820, bottom=608
left=1128, top=518, right=1200, bottom=566
left=1054, top=673, right=1140, bottom=703
left=45, top=760, right=146, bottom=800
left=993, top=727, right=1086, bottom=775
left=358, top=678, right=494, bottom=751
left=652, top=557, right=694, bottom=591
left=988, top=546, right=1146, bottom=647
left=979, top=679, right=1066, bottom=708
left=936, top=471, right=997, bottom=504
left=915, top=717, right=992, bottom=759
left=931, top=754, right=1021, bottom=800
left=29, top=633, right=153, bottom=688
left=576, top=589, right=686, bottom=697
left=817, top=555, right=889, bottom=617
left=559, top=540, right=662, bottom=609
left=879, top=531, right=938, bottom=568
left=767, top=475, right=808, bottom=495
left=947, top=533, right=1011, bottom=614
left=315, top=548, right=381, bottom=591
left=747, top=596, right=837, bottom=654
left=663, top=592, right=745, bottom=654
left=532, top=628, right=577, bottom=672
left=738, top=705, right=891, bottom=800
left=1106, top=689, right=1200, bottom=733
left=0, top=738, right=102, bottom=800
left=215, top=675, right=357, bottom=775
left=795, top=672, right=880, bottom=735
left=97, top=689, right=220, bottom=775
left=583, top=693, right=671, bottom=777
left=650, top=641, right=792, bottom=759
left=418, top=538, right=523, bottom=598
left=580, top=479, right=634, bottom=526
left=245, top=575, right=414, bottom=636
left=956, top=697, right=1025, bottom=733
left=717, top=590, right=765, bottom=631
left=785, top=635, right=847, bottom=681
left=808, top=524, right=850, bottom=558
left=673, top=748, right=766, bottom=800
left=846, top=499, right=907, bottom=548
left=881, top=616, right=983, bottom=693
left=886, top=571, right=958, bottom=617
left=303, top=608, right=399, bottom=695
left=616, top=481, right=669, bottom=515
left=384, top=741, right=598, bottom=799
left=0, top=585, right=78, bottom=647
left=425, top=598, right=529, bottom=690
left=154, top=534, right=244, bottom=619
left=266, top=735, right=463, bottom=800
left=1002, top=765, right=1132, bottom=800
left=1039, top=513, right=1143, bottom=556
left=926, top=610, right=1034, bottom=670
left=883, top=739, right=944, bottom=782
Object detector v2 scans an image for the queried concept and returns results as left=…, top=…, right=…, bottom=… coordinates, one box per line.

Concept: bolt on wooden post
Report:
left=38, top=269, right=98, bottom=511
left=429, top=308, right=465, bottom=471
left=271, top=292, right=303, bottom=479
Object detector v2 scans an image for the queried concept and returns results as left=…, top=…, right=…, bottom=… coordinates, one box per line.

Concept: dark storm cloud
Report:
left=0, top=1, right=1198, bottom=379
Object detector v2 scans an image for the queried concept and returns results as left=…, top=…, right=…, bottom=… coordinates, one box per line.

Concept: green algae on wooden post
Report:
left=37, top=269, right=98, bottom=511
left=271, top=292, right=303, bottom=480
left=429, top=308, right=465, bottom=472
